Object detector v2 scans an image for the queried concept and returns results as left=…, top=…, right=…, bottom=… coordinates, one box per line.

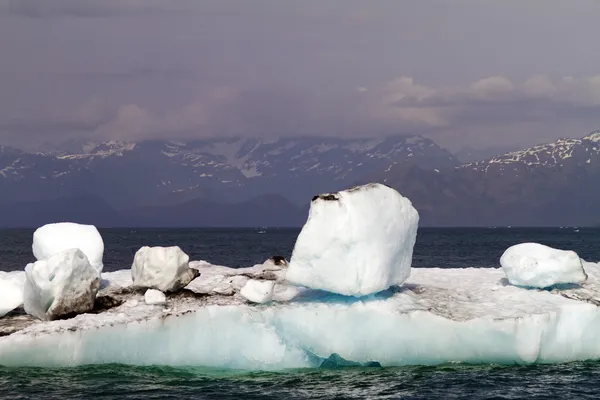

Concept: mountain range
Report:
left=1, top=131, right=599, bottom=227
left=364, top=131, right=600, bottom=226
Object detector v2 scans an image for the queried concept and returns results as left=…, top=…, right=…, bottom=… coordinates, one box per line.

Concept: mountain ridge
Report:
left=367, top=130, right=600, bottom=226
left=0, top=135, right=458, bottom=209
left=2, top=131, right=600, bottom=227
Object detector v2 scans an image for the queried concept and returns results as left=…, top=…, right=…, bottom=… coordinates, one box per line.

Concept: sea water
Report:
left=1, top=227, right=599, bottom=399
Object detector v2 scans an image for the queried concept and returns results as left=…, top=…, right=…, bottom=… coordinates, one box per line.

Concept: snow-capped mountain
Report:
left=366, top=130, right=600, bottom=226
left=4, top=131, right=600, bottom=227
left=51, top=135, right=457, bottom=179
left=0, top=135, right=458, bottom=212
left=460, top=131, right=600, bottom=173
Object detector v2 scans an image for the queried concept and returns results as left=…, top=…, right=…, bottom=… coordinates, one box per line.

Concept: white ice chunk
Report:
left=240, top=279, right=275, bottom=304
left=24, top=249, right=101, bottom=321
left=0, top=271, right=26, bottom=317
left=144, top=289, right=166, bottom=306
left=240, top=280, right=275, bottom=304
left=187, top=273, right=249, bottom=296
left=131, top=246, right=198, bottom=292
left=500, top=243, right=588, bottom=288
left=286, top=183, right=419, bottom=296
left=32, top=222, right=104, bottom=273
left=185, top=259, right=289, bottom=296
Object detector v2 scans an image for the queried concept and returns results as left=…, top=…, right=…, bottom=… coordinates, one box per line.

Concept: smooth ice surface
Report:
left=240, top=280, right=275, bottom=304
left=24, top=249, right=100, bottom=320
left=144, top=289, right=166, bottom=306
left=131, top=246, right=197, bottom=292
left=0, top=271, right=25, bottom=317
left=32, top=223, right=104, bottom=273
left=286, top=183, right=419, bottom=296
left=501, top=243, right=588, bottom=288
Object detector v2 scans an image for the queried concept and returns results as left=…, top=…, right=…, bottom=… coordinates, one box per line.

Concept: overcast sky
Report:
left=2, top=0, right=600, bottom=151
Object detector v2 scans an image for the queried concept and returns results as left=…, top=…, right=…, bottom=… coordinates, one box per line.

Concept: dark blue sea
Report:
left=1, top=227, right=599, bottom=399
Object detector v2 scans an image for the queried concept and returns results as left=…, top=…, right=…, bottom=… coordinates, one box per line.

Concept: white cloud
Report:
left=91, top=86, right=240, bottom=140
left=367, top=77, right=449, bottom=128
left=377, top=73, right=600, bottom=110
left=523, top=75, right=556, bottom=97
left=577, top=75, right=600, bottom=105
left=95, top=104, right=155, bottom=139
left=368, top=74, right=600, bottom=148
left=72, top=97, right=112, bottom=125
left=520, top=75, right=600, bottom=106
left=382, top=77, right=437, bottom=103
left=470, top=76, right=515, bottom=100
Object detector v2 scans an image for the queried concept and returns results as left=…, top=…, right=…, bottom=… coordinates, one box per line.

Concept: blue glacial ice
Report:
left=2, top=260, right=600, bottom=369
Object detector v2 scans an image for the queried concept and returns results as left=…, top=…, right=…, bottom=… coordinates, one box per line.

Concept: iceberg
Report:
left=501, top=243, right=588, bottom=288
left=3, top=260, right=600, bottom=369
left=131, top=246, right=199, bottom=292
left=32, top=222, right=105, bottom=273
left=23, top=249, right=101, bottom=321
left=286, top=183, right=419, bottom=296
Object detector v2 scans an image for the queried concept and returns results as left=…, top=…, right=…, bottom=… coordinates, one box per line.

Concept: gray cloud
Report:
left=1, top=0, right=600, bottom=151
left=374, top=75, right=600, bottom=147
left=1, top=0, right=185, bottom=18
left=68, top=75, right=599, bottom=147
left=56, top=68, right=196, bottom=83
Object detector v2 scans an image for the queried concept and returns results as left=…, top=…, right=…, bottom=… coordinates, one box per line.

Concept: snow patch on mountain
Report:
left=460, top=131, right=600, bottom=172
left=341, top=139, right=384, bottom=152
left=0, top=135, right=459, bottom=208
left=584, top=131, right=600, bottom=143
left=56, top=141, right=137, bottom=160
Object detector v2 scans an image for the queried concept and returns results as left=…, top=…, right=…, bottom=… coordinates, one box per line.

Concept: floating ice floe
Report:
left=131, top=246, right=199, bottom=292
left=501, top=243, right=588, bottom=288
left=23, top=249, right=100, bottom=321
left=4, top=195, right=600, bottom=369
left=2, top=260, right=600, bottom=369
left=32, top=222, right=105, bottom=273
left=286, top=183, right=419, bottom=296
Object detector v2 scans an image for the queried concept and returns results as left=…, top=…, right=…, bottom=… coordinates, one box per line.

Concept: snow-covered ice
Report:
left=23, top=249, right=101, bottom=321
left=0, top=271, right=25, bottom=317
left=144, top=289, right=166, bottom=306
left=240, top=280, right=275, bottom=304
left=501, top=243, right=588, bottom=288
left=131, top=246, right=199, bottom=292
left=2, top=259, right=600, bottom=369
left=185, top=258, right=286, bottom=296
left=32, top=222, right=104, bottom=273
left=286, top=183, right=419, bottom=296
